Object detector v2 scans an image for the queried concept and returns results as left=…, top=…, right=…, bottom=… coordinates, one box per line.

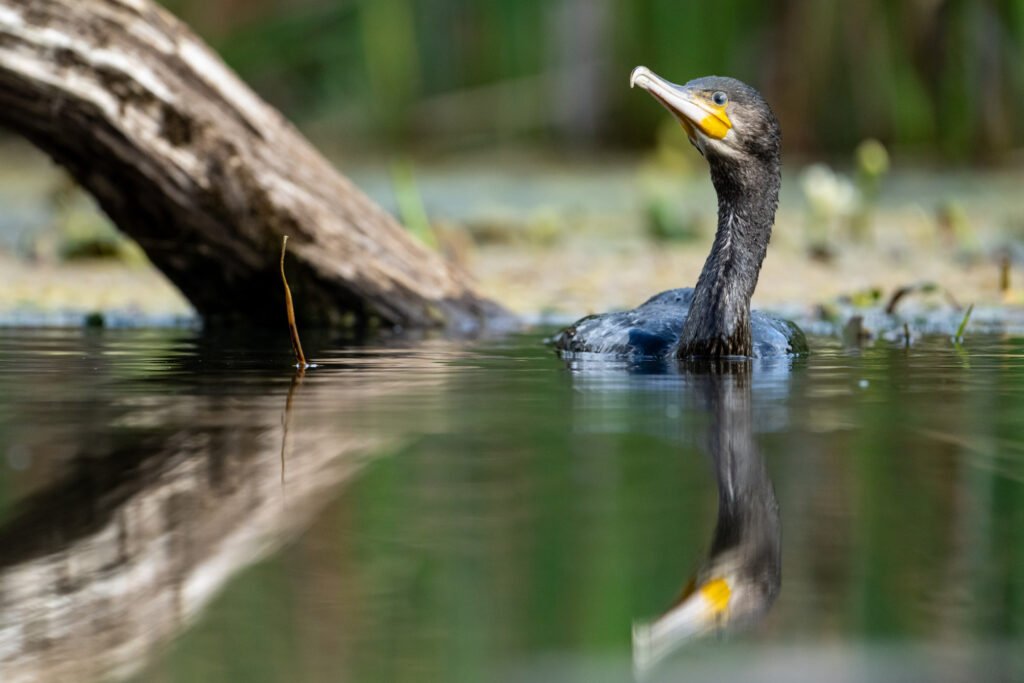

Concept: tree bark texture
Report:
left=0, top=0, right=507, bottom=330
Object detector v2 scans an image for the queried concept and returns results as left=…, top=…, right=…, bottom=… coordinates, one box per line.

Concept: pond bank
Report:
left=1, top=140, right=1022, bottom=331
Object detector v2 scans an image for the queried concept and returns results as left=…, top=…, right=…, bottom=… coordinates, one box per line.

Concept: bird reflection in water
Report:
left=633, top=360, right=782, bottom=675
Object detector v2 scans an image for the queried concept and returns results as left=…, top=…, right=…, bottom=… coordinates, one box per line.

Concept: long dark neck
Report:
left=703, top=366, right=779, bottom=562
left=676, top=156, right=780, bottom=358
left=700, top=364, right=781, bottom=609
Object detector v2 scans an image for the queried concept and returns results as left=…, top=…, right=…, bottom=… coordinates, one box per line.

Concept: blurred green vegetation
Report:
left=159, top=0, right=1024, bottom=160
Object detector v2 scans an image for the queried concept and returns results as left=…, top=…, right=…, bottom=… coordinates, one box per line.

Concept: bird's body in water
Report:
left=553, top=68, right=807, bottom=360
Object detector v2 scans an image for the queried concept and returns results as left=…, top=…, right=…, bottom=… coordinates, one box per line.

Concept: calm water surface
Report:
left=0, top=328, right=1022, bottom=683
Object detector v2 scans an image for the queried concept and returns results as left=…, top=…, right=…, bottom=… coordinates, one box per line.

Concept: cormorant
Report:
left=554, top=68, right=807, bottom=359
left=633, top=362, right=781, bottom=673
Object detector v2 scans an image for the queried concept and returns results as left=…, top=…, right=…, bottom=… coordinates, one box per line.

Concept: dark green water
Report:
left=0, top=328, right=1022, bottom=683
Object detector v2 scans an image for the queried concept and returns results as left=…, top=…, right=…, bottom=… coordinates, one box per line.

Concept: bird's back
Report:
left=552, top=288, right=806, bottom=359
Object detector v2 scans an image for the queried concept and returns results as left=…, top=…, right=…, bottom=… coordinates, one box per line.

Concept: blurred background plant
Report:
left=28, top=176, right=147, bottom=265
left=850, top=139, right=890, bottom=241
left=2, top=0, right=1024, bottom=324
left=799, top=163, right=859, bottom=260
left=156, top=0, right=1024, bottom=161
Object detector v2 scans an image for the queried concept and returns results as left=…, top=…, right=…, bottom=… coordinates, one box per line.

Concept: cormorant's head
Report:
left=630, top=67, right=780, bottom=166
left=632, top=545, right=781, bottom=674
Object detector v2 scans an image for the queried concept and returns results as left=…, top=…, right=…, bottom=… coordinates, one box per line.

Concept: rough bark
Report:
left=0, top=0, right=508, bottom=330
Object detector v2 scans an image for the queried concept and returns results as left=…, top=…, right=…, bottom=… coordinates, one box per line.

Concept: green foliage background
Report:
left=159, top=0, right=1024, bottom=160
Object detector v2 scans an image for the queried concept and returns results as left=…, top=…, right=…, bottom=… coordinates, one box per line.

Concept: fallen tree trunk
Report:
left=0, top=0, right=508, bottom=331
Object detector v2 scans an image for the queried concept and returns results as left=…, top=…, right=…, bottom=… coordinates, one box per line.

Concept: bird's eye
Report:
left=712, top=91, right=728, bottom=106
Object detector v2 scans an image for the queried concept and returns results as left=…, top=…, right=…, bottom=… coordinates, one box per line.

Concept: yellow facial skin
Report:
left=690, top=96, right=732, bottom=140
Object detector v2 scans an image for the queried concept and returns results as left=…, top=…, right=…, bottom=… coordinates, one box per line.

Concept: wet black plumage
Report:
left=553, top=73, right=807, bottom=360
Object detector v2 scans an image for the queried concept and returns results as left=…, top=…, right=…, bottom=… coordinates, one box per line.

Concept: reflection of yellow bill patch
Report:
left=696, top=105, right=731, bottom=140
left=700, top=577, right=732, bottom=614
